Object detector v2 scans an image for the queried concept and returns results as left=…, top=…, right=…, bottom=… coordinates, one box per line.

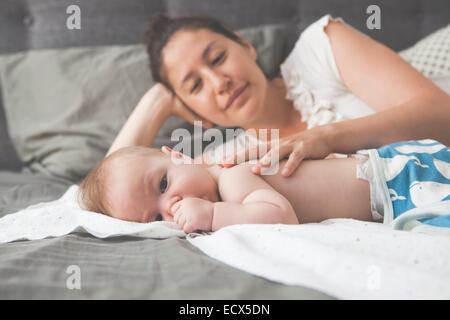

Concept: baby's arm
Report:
left=212, top=164, right=299, bottom=231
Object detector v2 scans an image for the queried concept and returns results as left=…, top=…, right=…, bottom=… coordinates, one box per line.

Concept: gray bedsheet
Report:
left=0, top=171, right=334, bottom=299
left=0, top=170, right=72, bottom=217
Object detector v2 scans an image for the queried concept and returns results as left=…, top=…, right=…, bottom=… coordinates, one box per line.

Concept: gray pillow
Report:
left=0, top=24, right=286, bottom=183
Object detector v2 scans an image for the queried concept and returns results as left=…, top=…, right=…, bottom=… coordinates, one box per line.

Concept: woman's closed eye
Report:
left=191, top=79, right=201, bottom=93
left=190, top=51, right=227, bottom=93
left=212, top=51, right=226, bottom=65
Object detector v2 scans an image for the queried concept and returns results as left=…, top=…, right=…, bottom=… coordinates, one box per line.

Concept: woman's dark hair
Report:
left=144, top=13, right=244, bottom=92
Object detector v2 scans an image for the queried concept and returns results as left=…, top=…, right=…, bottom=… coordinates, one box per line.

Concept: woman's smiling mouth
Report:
left=225, top=83, right=249, bottom=109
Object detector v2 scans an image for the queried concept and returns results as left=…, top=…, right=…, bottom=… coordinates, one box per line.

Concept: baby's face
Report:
left=107, top=149, right=219, bottom=223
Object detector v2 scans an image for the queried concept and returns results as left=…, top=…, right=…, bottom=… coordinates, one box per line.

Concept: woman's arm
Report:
left=107, top=84, right=172, bottom=157
left=328, top=91, right=450, bottom=154
left=251, top=90, right=450, bottom=177
left=324, top=19, right=450, bottom=150
left=107, top=83, right=213, bottom=157
left=229, top=20, right=450, bottom=176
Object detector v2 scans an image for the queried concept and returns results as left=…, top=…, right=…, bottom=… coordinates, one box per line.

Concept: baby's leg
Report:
left=270, top=158, right=373, bottom=223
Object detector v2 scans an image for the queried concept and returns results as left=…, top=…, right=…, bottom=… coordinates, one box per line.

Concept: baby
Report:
left=78, top=140, right=450, bottom=233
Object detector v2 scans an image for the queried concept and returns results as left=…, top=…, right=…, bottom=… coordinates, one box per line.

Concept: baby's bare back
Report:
left=260, top=158, right=373, bottom=223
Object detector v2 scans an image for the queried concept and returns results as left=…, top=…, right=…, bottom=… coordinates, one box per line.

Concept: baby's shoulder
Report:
left=217, top=163, right=257, bottom=202
left=218, top=162, right=254, bottom=183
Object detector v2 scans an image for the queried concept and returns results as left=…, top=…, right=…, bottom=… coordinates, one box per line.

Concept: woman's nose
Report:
left=206, top=70, right=231, bottom=94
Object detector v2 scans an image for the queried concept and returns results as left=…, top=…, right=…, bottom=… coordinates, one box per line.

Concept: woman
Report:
left=108, top=13, right=450, bottom=177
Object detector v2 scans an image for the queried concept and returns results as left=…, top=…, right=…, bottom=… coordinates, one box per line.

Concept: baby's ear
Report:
left=161, top=146, right=193, bottom=164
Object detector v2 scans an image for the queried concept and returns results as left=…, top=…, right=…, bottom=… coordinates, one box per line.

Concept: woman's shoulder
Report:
left=284, top=14, right=344, bottom=64
left=280, top=14, right=346, bottom=92
left=279, top=14, right=352, bottom=129
left=299, top=14, right=344, bottom=43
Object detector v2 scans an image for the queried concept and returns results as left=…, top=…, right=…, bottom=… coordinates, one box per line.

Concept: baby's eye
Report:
left=155, top=214, right=163, bottom=221
left=159, top=175, right=168, bottom=193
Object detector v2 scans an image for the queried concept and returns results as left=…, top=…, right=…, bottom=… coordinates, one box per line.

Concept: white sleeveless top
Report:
left=207, top=14, right=377, bottom=162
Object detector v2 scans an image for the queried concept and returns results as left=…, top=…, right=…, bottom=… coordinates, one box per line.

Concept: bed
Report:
left=1, top=0, right=449, bottom=300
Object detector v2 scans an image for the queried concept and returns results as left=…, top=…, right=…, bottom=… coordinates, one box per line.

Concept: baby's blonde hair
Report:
left=77, top=146, right=161, bottom=215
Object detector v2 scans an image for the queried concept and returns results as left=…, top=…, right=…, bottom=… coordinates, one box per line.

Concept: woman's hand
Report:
left=146, top=83, right=213, bottom=129
left=220, top=125, right=336, bottom=177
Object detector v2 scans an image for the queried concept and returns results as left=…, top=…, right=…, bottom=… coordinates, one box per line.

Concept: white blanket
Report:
left=188, top=221, right=450, bottom=299
left=1, top=185, right=450, bottom=299
left=0, top=185, right=185, bottom=243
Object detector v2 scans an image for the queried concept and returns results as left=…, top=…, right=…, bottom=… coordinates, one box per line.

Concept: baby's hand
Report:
left=171, top=198, right=214, bottom=233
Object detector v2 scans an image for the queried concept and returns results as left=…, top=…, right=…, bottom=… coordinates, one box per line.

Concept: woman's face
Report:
left=162, top=28, right=268, bottom=128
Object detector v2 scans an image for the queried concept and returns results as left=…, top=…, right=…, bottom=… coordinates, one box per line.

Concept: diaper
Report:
left=355, top=140, right=450, bottom=229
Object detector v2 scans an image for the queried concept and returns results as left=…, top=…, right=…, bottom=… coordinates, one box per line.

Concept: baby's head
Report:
left=78, top=146, right=219, bottom=223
